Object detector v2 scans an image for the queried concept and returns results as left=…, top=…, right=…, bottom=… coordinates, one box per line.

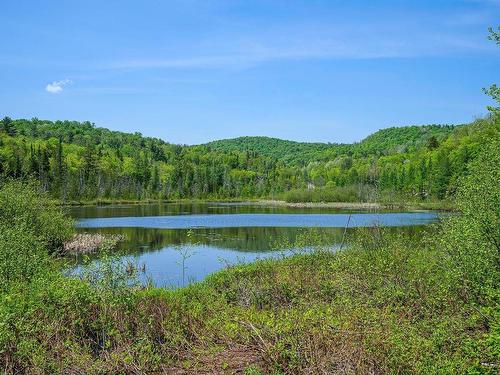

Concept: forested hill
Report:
left=205, top=136, right=344, bottom=165
left=355, top=124, right=458, bottom=156
left=7, top=118, right=172, bottom=150
left=0, top=116, right=496, bottom=202
left=205, top=125, right=458, bottom=164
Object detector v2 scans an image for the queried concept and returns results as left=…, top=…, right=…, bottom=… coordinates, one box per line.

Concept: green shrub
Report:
left=442, top=134, right=500, bottom=304
left=0, top=180, right=74, bottom=290
left=0, top=226, right=50, bottom=292
left=0, top=179, right=74, bottom=252
left=283, top=185, right=363, bottom=203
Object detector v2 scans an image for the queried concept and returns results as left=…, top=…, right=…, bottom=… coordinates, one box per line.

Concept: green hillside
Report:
left=0, top=117, right=495, bottom=203
left=205, top=125, right=458, bottom=164
left=355, top=124, right=459, bottom=156
left=205, top=136, right=343, bottom=165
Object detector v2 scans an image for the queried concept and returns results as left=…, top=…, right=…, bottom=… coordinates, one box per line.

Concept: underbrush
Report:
left=0, top=132, right=498, bottom=375
left=282, top=185, right=364, bottom=203
left=281, top=185, right=456, bottom=211
left=1, top=226, right=498, bottom=374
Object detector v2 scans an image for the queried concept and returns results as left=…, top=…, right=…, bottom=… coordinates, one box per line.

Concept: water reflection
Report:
left=68, top=202, right=382, bottom=219
left=69, top=203, right=438, bottom=288
left=77, top=226, right=346, bottom=254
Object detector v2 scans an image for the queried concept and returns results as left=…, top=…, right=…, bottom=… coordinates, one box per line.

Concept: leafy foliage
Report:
left=207, top=135, right=347, bottom=164
left=0, top=180, right=73, bottom=292
left=283, top=185, right=362, bottom=203
left=0, top=117, right=16, bottom=137
left=0, top=180, right=74, bottom=252
left=0, top=118, right=490, bottom=203
left=443, top=127, right=500, bottom=303
left=354, top=124, right=456, bottom=156
left=207, top=125, right=457, bottom=161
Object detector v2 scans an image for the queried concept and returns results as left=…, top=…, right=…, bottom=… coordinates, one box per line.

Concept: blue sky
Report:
left=1, top=0, right=499, bottom=144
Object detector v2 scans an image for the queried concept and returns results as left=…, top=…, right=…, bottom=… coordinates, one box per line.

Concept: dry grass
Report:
left=255, top=200, right=381, bottom=209
left=63, top=233, right=125, bottom=254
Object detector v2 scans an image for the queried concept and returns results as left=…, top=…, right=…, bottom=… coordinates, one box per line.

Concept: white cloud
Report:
left=45, top=79, right=72, bottom=94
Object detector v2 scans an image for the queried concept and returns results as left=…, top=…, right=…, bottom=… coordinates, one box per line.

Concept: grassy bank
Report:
left=0, top=136, right=498, bottom=373
left=53, top=197, right=260, bottom=207
left=253, top=199, right=455, bottom=212
left=54, top=195, right=454, bottom=212
left=279, top=186, right=455, bottom=211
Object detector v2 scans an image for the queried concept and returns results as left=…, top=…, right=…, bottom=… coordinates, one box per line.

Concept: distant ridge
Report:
left=204, top=125, right=459, bottom=164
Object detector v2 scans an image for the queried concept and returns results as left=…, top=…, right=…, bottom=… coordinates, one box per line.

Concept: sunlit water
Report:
left=68, top=203, right=439, bottom=287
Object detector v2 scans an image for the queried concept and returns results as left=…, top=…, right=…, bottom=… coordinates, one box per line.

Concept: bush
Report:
left=0, top=180, right=74, bottom=252
left=0, top=180, right=74, bottom=290
left=0, top=226, right=49, bottom=292
left=442, top=134, right=500, bottom=304
left=283, top=185, right=363, bottom=203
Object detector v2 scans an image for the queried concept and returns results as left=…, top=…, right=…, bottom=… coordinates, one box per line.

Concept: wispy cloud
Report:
left=103, top=35, right=490, bottom=72
left=3, top=5, right=495, bottom=75
left=46, top=79, right=72, bottom=93
left=103, top=42, right=417, bottom=72
left=101, top=10, right=497, bottom=73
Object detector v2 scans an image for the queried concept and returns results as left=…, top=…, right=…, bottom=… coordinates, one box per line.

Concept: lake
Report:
left=69, top=202, right=439, bottom=287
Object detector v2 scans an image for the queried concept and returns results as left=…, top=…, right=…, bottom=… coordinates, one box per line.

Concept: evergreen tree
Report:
left=1, top=117, right=16, bottom=136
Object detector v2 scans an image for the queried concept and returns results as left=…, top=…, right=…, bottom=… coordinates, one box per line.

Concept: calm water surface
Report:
left=69, top=203, right=439, bottom=287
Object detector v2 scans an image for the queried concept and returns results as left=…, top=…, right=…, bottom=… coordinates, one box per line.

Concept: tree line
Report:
left=0, top=116, right=497, bottom=202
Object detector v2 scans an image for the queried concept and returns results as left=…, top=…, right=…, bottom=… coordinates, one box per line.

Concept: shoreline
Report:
left=241, top=200, right=382, bottom=209
left=56, top=198, right=454, bottom=211
left=250, top=200, right=455, bottom=211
